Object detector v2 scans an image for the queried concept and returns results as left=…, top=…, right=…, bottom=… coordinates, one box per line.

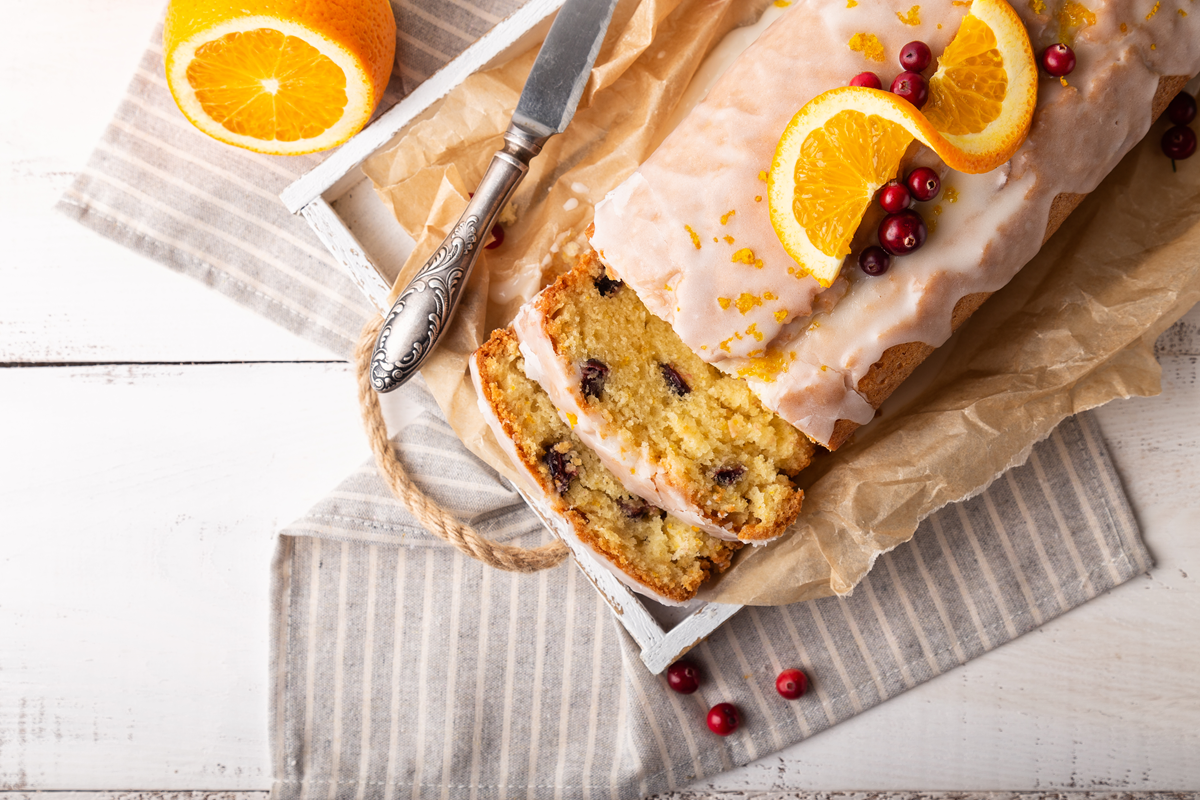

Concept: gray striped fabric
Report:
left=271, top=381, right=1149, bottom=800
left=56, top=1, right=525, bottom=358
left=55, top=3, right=1154, bottom=798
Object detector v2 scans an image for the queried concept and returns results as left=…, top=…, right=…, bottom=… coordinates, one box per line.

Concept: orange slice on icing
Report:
left=768, top=0, right=1036, bottom=287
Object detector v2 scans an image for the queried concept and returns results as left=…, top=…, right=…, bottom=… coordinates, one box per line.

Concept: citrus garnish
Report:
left=163, top=0, right=395, bottom=155
left=768, top=0, right=1036, bottom=287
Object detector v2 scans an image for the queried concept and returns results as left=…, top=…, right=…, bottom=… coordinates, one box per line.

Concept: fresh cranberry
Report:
left=1041, top=43, right=1076, bottom=77
left=666, top=660, right=701, bottom=694
left=1162, top=125, right=1197, bottom=160
left=879, top=180, right=912, bottom=213
left=905, top=166, right=941, bottom=201
left=858, top=246, right=892, bottom=276
left=775, top=668, right=809, bottom=699
left=899, top=41, right=932, bottom=72
left=1167, top=92, right=1197, bottom=126
left=849, top=71, right=883, bottom=89
left=890, top=71, right=929, bottom=109
left=879, top=209, right=928, bottom=256
left=706, top=703, right=740, bottom=736
left=484, top=222, right=505, bottom=250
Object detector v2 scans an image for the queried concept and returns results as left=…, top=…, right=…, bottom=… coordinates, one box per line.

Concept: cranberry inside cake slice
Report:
left=471, top=328, right=740, bottom=604
left=513, top=250, right=814, bottom=543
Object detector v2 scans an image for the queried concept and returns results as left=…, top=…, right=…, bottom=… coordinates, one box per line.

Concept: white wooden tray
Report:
left=280, top=0, right=789, bottom=673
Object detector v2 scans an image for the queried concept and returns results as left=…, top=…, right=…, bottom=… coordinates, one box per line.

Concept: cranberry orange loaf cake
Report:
left=513, top=252, right=815, bottom=543
left=589, top=0, right=1200, bottom=450
left=470, top=327, right=741, bottom=604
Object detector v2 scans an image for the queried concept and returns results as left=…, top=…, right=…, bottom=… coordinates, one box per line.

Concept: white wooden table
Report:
left=1, top=0, right=1198, bottom=793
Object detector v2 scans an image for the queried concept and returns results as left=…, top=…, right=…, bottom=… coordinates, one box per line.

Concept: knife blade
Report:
left=370, top=0, right=620, bottom=394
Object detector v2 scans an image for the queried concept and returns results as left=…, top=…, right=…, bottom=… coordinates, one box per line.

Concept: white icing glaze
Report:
left=512, top=299, right=748, bottom=541
left=591, top=0, right=1200, bottom=447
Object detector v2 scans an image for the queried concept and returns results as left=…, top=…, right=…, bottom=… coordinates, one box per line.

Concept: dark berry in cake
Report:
left=542, top=444, right=579, bottom=495
left=659, top=363, right=691, bottom=396
left=580, top=358, right=610, bottom=399
left=713, top=464, right=746, bottom=487
left=594, top=272, right=624, bottom=297
left=618, top=496, right=660, bottom=520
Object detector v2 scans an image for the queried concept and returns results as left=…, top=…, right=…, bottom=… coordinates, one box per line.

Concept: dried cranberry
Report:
left=1162, top=125, right=1197, bottom=161
left=858, top=246, right=891, bottom=276
left=594, top=272, right=624, bottom=297
left=878, top=209, right=928, bottom=256
left=890, top=71, right=929, bottom=109
left=775, top=668, right=809, bottom=699
left=618, top=496, right=659, bottom=520
left=713, top=464, right=746, bottom=487
left=899, top=41, right=932, bottom=72
left=580, top=358, right=609, bottom=399
left=659, top=363, right=691, bottom=396
left=905, top=166, right=941, bottom=201
left=1040, top=43, right=1076, bottom=77
left=849, top=71, right=882, bottom=89
left=706, top=703, right=740, bottom=736
left=879, top=180, right=912, bottom=213
left=1167, top=92, right=1197, bottom=126
left=542, top=445, right=578, bottom=495
left=666, top=660, right=701, bottom=694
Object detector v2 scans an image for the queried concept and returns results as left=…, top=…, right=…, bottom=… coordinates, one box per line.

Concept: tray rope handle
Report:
left=356, top=315, right=570, bottom=573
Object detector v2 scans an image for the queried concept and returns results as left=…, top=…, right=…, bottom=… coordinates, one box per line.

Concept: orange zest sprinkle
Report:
left=848, top=33, right=885, bottom=62
left=1146, top=0, right=1161, bottom=18
left=897, top=5, right=921, bottom=25
left=774, top=309, right=788, bottom=323
left=685, top=225, right=701, bottom=249
left=735, top=293, right=763, bottom=314
left=718, top=297, right=732, bottom=310
left=721, top=210, right=736, bottom=225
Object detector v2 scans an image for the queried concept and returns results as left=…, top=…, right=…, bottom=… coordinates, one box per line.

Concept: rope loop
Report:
left=355, top=316, right=569, bottom=573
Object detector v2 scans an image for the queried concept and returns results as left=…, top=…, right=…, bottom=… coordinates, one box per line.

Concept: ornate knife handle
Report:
left=370, top=124, right=550, bottom=393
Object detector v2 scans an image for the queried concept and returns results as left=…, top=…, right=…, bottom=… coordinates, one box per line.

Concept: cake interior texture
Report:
left=538, top=252, right=814, bottom=540
left=475, top=328, right=741, bottom=602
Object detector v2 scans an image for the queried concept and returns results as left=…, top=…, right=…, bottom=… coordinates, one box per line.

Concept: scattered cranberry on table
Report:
left=879, top=209, right=928, bottom=256
left=1040, top=43, right=1076, bottom=78
left=905, top=166, right=941, bottom=201
left=879, top=180, right=913, bottom=213
left=849, top=71, right=882, bottom=89
left=899, top=40, right=932, bottom=73
left=666, top=660, right=701, bottom=694
left=1167, top=92, right=1196, bottom=126
left=858, top=245, right=892, bottom=276
left=775, top=668, right=809, bottom=699
left=1162, top=125, right=1197, bottom=161
left=890, top=71, right=929, bottom=109
left=706, top=703, right=740, bottom=736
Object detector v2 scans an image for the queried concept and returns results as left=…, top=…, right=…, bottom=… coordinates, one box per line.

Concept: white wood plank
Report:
left=0, top=363, right=370, bottom=790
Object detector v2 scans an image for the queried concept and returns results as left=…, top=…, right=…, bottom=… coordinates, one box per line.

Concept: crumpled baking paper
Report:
left=363, top=0, right=1200, bottom=606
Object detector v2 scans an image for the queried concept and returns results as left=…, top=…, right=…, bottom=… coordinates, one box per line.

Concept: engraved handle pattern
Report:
left=371, top=125, right=548, bottom=393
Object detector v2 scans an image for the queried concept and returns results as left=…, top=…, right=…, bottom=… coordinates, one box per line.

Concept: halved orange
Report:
left=163, top=0, right=396, bottom=155
left=767, top=0, right=1036, bottom=287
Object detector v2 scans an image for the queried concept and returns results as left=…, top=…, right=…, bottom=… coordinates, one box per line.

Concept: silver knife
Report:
left=370, top=0, right=620, bottom=393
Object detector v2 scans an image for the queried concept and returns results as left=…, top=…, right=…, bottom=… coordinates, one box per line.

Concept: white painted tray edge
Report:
left=282, top=1, right=745, bottom=673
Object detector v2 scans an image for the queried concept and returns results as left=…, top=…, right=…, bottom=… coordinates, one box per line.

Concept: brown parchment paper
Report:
left=363, top=2, right=1200, bottom=606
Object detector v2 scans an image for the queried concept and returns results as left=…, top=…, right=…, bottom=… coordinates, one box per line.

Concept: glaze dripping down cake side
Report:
left=512, top=251, right=814, bottom=543
left=589, top=0, right=1200, bottom=450
left=470, top=327, right=741, bottom=604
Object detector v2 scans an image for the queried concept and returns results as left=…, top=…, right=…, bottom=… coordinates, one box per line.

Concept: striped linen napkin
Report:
left=57, top=1, right=1153, bottom=798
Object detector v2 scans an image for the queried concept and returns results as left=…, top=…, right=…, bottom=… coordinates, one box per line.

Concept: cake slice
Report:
left=470, top=327, right=741, bottom=604
left=512, top=250, right=814, bottom=543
